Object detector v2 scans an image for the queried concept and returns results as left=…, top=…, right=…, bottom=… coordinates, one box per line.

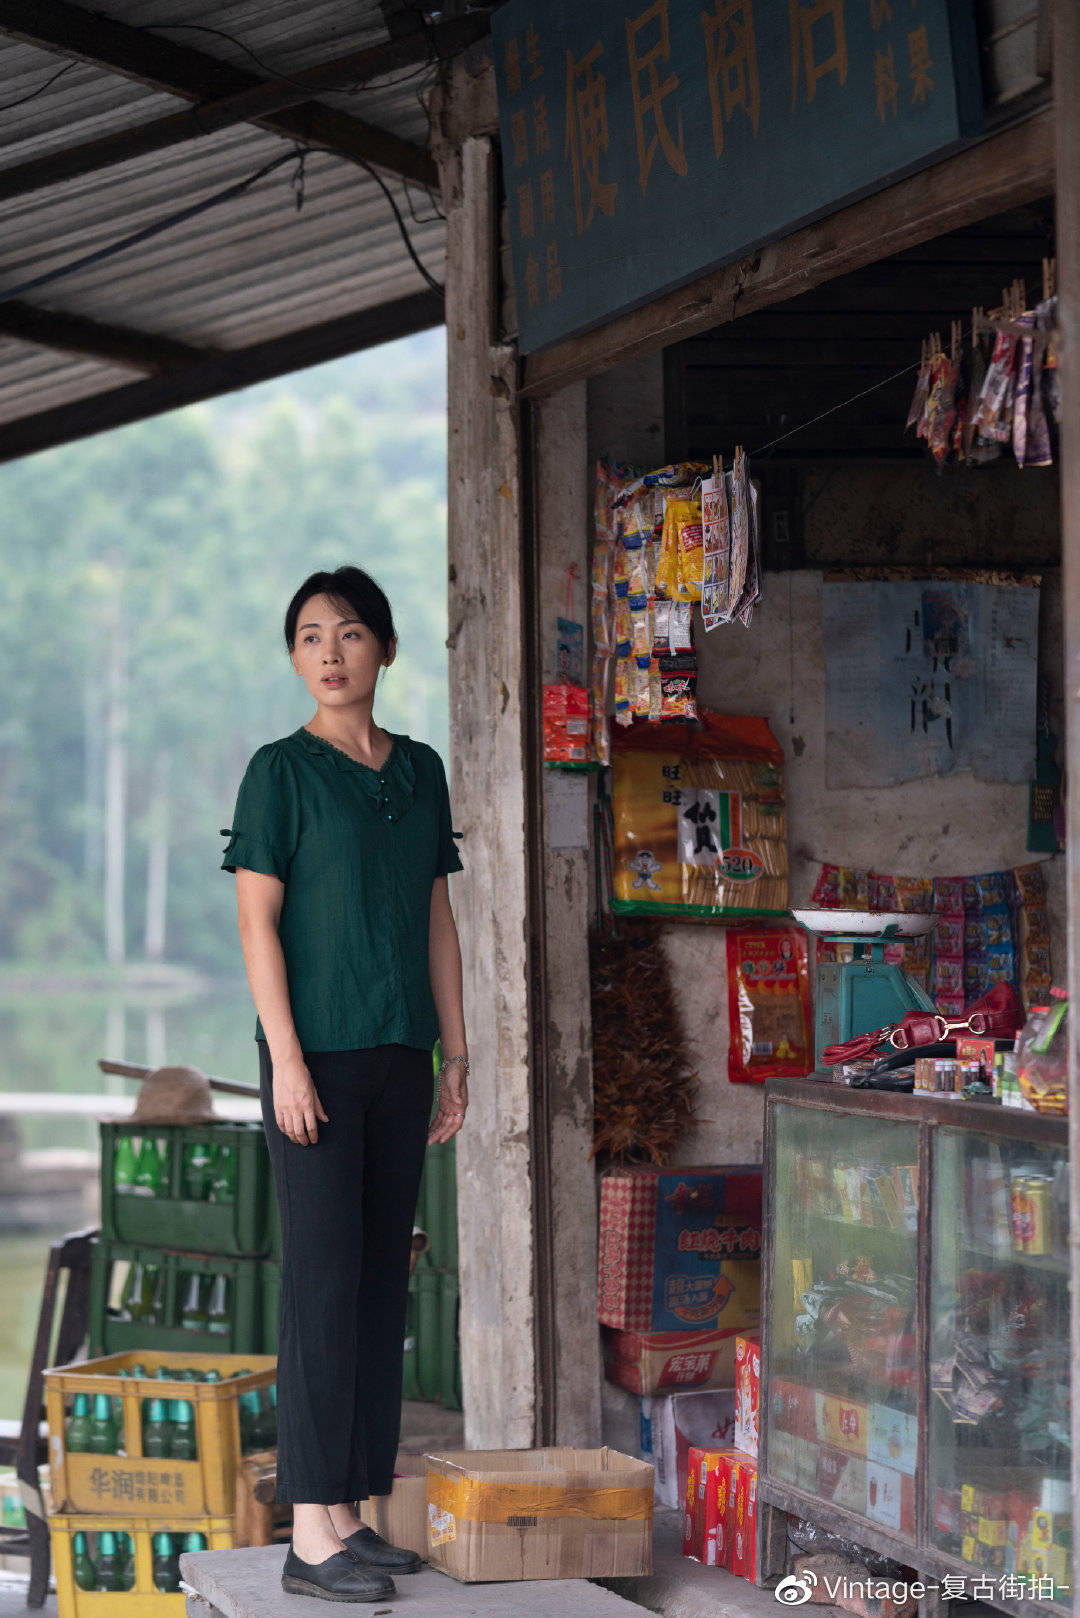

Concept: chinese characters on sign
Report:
left=493, top=0, right=981, bottom=352
left=86, top=1466, right=188, bottom=1507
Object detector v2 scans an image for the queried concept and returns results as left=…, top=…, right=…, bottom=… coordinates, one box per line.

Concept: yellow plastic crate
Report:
left=50, top=1511, right=233, bottom=1618
left=44, top=1350, right=275, bottom=1519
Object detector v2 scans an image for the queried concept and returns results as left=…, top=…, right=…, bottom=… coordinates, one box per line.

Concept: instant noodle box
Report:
left=598, top=1165, right=762, bottom=1333
left=602, top=1324, right=743, bottom=1394
left=424, top=1448, right=652, bottom=1582
left=611, top=712, right=787, bottom=919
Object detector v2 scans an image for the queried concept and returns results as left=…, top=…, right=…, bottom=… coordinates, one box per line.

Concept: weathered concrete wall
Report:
left=535, top=384, right=604, bottom=1446
left=442, top=133, right=536, bottom=1449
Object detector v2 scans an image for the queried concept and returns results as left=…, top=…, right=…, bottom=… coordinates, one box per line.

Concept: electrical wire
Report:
left=0, top=59, right=79, bottom=116
left=145, top=19, right=451, bottom=97
left=751, top=351, right=929, bottom=458
left=0, top=149, right=301, bottom=305
left=324, top=150, right=444, bottom=294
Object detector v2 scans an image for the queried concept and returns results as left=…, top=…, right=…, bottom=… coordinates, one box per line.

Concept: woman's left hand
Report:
left=428, top=1063, right=468, bottom=1145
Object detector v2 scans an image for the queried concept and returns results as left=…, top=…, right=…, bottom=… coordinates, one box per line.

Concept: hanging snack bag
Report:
left=659, top=653, right=698, bottom=721
left=659, top=496, right=703, bottom=602
left=611, top=711, right=787, bottom=918
left=701, top=460, right=730, bottom=630
left=727, top=926, right=812, bottom=1083
left=725, top=458, right=749, bottom=623
left=975, top=329, right=1019, bottom=444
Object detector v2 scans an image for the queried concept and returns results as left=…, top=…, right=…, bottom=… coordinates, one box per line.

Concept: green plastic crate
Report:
left=403, top=1263, right=460, bottom=1411
left=88, top=1239, right=263, bottom=1358
left=414, top=1141, right=457, bottom=1271
left=100, top=1122, right=277, bottom=1257
left=260, top=1260, right=280, bottom=1355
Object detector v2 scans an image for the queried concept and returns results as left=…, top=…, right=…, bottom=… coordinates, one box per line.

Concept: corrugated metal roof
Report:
left=0, top=0, right=476, bottom=456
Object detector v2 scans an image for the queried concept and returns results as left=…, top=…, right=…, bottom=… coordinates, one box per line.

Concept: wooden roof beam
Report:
left=0, top=287, right=444, bottom=464
left=0, top=300, right=215, bottom=373
left=0, top=0, right=484, bottom=194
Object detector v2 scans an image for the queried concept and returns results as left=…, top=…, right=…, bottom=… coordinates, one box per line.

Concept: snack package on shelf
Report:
left=612, top=711, right=787, bottom=919
left=1015, top=993, right=1068, bottom=1115
left=726, top=926, right=812, bottom=1083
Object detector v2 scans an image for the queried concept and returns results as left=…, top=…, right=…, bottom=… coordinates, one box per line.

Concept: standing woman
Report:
left=220, top=566, right=467, bottom=1604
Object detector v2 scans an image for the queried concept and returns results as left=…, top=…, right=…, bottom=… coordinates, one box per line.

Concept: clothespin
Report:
left=1043, top=257, right=1056, bottom=301
left=971, top=307, right=984, bottom=349
left=1013, top=279, right=1028, bottom=318
left=950, top=320, right=962, bottom=363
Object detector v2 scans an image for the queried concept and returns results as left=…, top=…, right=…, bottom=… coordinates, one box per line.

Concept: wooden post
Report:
left=441, top=131, right=537, bottom=1448
left=1054, top=0, right=1080, bottom=1585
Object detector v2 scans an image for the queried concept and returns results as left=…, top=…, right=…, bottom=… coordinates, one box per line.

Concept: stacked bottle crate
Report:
left=93, top=1122, right=279, bottom=1357
left=44, top=1349, right=276, bottom=1613
left=402, top=1139, right=461, bottom=1409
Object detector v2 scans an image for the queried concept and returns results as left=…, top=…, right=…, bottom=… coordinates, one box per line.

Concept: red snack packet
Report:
left=727, top=926, right=812, bottom=1083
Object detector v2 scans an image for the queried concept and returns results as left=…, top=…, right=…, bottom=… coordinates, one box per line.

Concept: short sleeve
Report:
left=219, top=744, right=301, bottom=881
left=434, top=753, right=463, bottom=878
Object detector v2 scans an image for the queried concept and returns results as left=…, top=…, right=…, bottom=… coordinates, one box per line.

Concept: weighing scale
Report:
left=791, top=910, right=941, bottom=1075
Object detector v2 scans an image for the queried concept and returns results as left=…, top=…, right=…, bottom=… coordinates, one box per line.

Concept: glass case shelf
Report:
left=761, top=1084, right=1071, bottom=1613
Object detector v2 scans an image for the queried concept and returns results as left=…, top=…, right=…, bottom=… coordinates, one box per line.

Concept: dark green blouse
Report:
left=220, top=727, right=462, bottom=1052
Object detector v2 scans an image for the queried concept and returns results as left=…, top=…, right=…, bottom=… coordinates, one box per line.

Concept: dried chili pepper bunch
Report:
left=589, top=922, right=698, bottom=1165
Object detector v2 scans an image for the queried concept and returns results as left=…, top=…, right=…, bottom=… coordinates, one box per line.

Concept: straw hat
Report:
left=121, top=1065, right=216, bottom=1126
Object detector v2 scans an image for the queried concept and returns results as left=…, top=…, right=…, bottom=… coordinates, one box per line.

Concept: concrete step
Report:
left=602, top=1507, right=786, bottom=1618
left=181, top=1545, right=653, bottom=1618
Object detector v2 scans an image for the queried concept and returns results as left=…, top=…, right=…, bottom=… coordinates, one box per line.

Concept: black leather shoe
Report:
left=281, top=1544, right=396, bottom=1602
left=342, top=1525, right=423, bottom=1575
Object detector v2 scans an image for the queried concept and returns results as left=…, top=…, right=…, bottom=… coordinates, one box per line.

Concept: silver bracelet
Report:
left=438, top=1054, right=469, bottom=1077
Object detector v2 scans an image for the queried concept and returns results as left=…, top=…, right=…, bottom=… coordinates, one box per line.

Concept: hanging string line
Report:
left=751, top=350, right=929, bottom=458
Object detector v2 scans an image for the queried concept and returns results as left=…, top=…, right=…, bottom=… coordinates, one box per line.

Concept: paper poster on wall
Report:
left=822, top=578, right=1039, bottom=787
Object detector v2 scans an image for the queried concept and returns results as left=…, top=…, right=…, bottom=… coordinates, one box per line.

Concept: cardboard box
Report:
left=424, top=1447, right=652, bottom=1582
left=682, top=1446, right=737, bottom=1568
left=360, top=1454, right=427, bottom=1560
left=766, top=1429, right=818, bottom=1493
left=602, top=1324, right=741, bottom=1394
left=865, top=1460, right=916, bottom=1537
left=731, top=1456, right=757, bottom=1581
left=770, top=1378, right=815, bottom=1440
left=640, top=1390, right=735, bottom=1508
left=598, top=1164, right=762, bottom=1333
left=816, top=1445, right=866, bottom=1516
left=734, top=1334, right=760, bottom=1459
left=868, top=1404, right=918, bottom=1476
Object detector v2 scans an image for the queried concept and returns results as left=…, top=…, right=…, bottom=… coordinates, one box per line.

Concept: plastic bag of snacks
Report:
left=727, top=926, right=812, bottom=1083
left=611, top=710, right=787, bottom=919
left=1016, top=991, right=1068, bottom=1115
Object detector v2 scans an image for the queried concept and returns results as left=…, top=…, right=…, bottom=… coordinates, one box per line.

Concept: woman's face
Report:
left=290, top=593, right=395, bottom=708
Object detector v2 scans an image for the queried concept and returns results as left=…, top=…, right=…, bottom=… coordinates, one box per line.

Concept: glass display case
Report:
left=759, top=1081, right=1070, bottom=1617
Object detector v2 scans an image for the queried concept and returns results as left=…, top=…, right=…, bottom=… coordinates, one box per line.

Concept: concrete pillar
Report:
left=442, top=132, right=536, bottom=1449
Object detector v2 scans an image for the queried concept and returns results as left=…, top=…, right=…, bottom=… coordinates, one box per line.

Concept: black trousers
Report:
left=259, top=1043, right=432, bottom=1505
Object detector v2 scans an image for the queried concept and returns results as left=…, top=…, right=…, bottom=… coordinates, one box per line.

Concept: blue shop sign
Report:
left=492, top=0, right=983, bottom=354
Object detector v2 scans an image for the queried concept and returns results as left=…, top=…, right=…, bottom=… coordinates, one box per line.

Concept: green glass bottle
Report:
left=71, top=1530, right=96, bottom=1591
left=66, top=1391, right=92, bottom=1453
left=87, top=1392, right=119, bottom=1455
left=94, top=1530, right=124, bottom=1592
left=210, top=1143, right=236, bottom=1204
left=238, top=1390, right=263, bottom=1454
left=206, top=1274, right=230, bottom=1337
left=255, top=1388, right=277, bottom=1450
left=122, top=1260, right=154, bottom=1322
left=203, top=1368, right=222, bottom=1383
left=170, top=1399, right=198, bottom=1462
left=143, top=1397, right=170, bottom=1459
left=180, top=1272, right=208, bottom=1333
left=133, top=1135, right=161, bottom=1198
left=181, top=1531, right=208, bottom=1553
left=144, top=1266, right=164, bottom=1326
left=152, top=1531, right=181, bottom=1593
left=113, top=1132, right=138, bottom=1196
left=182, top=1140, right=213, bottom=1201
left=116, top=1531, right=135, bottom=1590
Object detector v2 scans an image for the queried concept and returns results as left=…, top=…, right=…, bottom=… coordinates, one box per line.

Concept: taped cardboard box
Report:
left=360, top=1454, right=427, bottom=1561
left=424, top=1447, right=653, bottom=1582
left=598, top=1164, right=762, bottom=1333
left=603, top=1324, right=742, bottom=1394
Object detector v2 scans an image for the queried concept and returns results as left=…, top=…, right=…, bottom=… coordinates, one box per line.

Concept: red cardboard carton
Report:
left=603, top=1325, right=742, bottom=1394
left=734, top=1334, right=760, bottom=1459
left=640, top=1390, right=735, bottom=1508
left=732, top=1456, right=758, bottom=1580
left=598, top=1165, right=762, bottom=1333
left=682, top=1446, right=737, bottom=1568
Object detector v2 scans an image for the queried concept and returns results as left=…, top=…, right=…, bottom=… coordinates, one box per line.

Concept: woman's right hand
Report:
left=273, top=1054, right=329, bottom=1145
